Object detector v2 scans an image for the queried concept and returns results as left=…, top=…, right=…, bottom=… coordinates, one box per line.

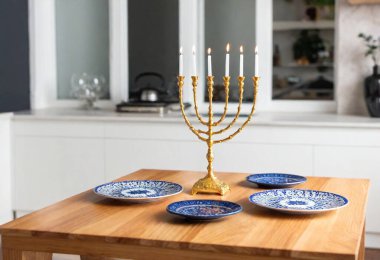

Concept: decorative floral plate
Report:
left=94, top=180, right=183, bottom=203
left=247, top=173, right=307, bottom=188
left=249, top=189, right=348, bottom=214
left=167, top=200, right=242, bottom=220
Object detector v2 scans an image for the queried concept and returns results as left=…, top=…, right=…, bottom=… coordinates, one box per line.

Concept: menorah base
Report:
left=191, top=175, right=230, bottom=195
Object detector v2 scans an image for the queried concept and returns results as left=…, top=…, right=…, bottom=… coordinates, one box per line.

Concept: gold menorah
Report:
left=177, top=75, right=259, bottom=195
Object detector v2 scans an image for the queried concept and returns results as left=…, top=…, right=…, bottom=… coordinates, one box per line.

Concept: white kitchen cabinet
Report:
left=105, top=136, right=314, bottom=181
left=13, top=136, right=105, bottom=211
left=314, top=146, right=380, bottom=234
left=214, top=143, right=313, bottom=175
left=105, top=139, right=204, bottom=181
left=13, top=120, right=104, bottom=138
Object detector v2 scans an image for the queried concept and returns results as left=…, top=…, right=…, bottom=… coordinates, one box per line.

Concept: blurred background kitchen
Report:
left=1, top=0, right=380, bottom=259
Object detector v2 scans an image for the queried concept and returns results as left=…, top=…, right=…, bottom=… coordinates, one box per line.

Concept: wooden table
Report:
left=1, top=169, right=369, bottom=260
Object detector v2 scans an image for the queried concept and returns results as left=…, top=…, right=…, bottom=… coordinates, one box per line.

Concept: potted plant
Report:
left=358, top=33, right=380, bottom=117
left=304, top=0, right=335, bottom=21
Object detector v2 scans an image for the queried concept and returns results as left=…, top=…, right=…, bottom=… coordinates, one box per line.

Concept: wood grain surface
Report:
left=348, top=0, right=380, bottom=4
left=0, top=169, right=370, bottom=260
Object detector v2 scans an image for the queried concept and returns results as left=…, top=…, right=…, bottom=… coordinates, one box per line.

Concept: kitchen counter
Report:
left=11, top=107, right=380, bottom=129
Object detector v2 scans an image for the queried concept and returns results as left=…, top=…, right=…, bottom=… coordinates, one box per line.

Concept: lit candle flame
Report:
left=255, top=45, right=258, bottom=54
left=226, top=43, right=230, bottom=53
left=180, top=47, right=183, bottom=55
left=240, top=45, right=243, bottom=53
left=207, top=48, right=211, bottom=55
left=192, top=45, right=196, bottom=54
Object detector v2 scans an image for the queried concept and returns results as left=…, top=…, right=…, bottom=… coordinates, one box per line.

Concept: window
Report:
left=128, top=0, right=179, bottom=103
left=55, top=0, right=110, bottom=100
left=204, top=0, right=256, bottom=103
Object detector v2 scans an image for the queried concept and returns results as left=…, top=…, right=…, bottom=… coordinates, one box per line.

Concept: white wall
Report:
left=336, top=0, right=380, bottom=115
left=0, top=113, right=12, bottom=224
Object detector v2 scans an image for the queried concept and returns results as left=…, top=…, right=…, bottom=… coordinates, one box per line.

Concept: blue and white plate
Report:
left=167, top=200, right=242, bottom=220
left=247, top=173, right=307, bottom=188
left=249, top=189, right=348, bottom=214
left=94, top=180, right=183, bottom=203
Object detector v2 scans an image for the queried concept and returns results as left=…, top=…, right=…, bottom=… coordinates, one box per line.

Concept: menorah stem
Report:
left=207, top=76, right=215, bottom=179
left=191, top=76, right=230, bottom=195
left=206, top=139, right=214, bottom=178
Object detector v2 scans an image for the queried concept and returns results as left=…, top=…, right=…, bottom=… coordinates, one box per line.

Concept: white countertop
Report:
left=11, top=108, right=380, bottom=129
left=0, top=112, right=13, bottom=119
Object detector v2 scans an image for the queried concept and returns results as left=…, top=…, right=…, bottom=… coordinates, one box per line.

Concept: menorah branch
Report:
left=191, top=76, right=208, bottom=126
left=213, top=76, right=245, bottom=135
left=177, top=76, right=207, bottom=142
left=212, top=76, right=230, bottom=126
left=214, top=76, right=259, bottom=144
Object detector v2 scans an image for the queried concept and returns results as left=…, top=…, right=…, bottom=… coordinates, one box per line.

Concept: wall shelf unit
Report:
left=273, top=20, right=335, bottom=31
left=272, top=0, right=336, bottom=101
left=274, top=63, right=334, bottom=69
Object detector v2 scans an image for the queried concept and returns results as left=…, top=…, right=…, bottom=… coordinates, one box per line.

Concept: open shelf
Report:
left=274, top=63, right=334, bottom=69
left=272, top=0, right=335, bottom=101
left=273, top=20, right=335, bottom=31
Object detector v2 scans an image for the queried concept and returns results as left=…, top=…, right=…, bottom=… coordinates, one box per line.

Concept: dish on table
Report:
left=247, top=173, right=307, bottom=188
left=94, top=180, right=183, bottom=203
left=167, top=200, right=242, bottom=220
left=249, top=189, right=348, bottom=214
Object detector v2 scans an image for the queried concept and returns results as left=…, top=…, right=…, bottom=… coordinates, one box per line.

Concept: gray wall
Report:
left=128, top=0, right=179, bottom=95
left=0, top=0, right=30, bottom=112
left=56, top=0, right=110, bottom=99
left=205, top=0, right=256, bottom=101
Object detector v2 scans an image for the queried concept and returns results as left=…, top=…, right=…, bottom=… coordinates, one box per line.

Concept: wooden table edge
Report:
left=1, top=233, right=358, bottom=260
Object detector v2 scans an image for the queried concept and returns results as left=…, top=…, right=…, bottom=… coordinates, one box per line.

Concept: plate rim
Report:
left=93, top=180, right=183, bottom=200
left=246, top=173, right=307, bottom=187
left=167, top=199, right=243, bottom=218
left=248, top=188, right=349, bottom=213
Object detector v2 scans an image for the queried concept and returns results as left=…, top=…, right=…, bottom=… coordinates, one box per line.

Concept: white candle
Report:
left=207, top=48, right=212, bottom=76
left=225, top=43, right=230, bottom=77
left=239, top=45, right=244, bottom=77
left=192, top=46, right=197, bottom=76
left=255, top=45, right=259, bottom=77
left=179, top=47, right=183, bottom=76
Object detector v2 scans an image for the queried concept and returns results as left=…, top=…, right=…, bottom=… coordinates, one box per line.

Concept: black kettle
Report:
left=132, top=72, right=166, bottom=102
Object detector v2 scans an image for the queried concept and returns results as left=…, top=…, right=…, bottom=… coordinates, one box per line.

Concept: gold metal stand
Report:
left=178, top=75, right=259, bottom=195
